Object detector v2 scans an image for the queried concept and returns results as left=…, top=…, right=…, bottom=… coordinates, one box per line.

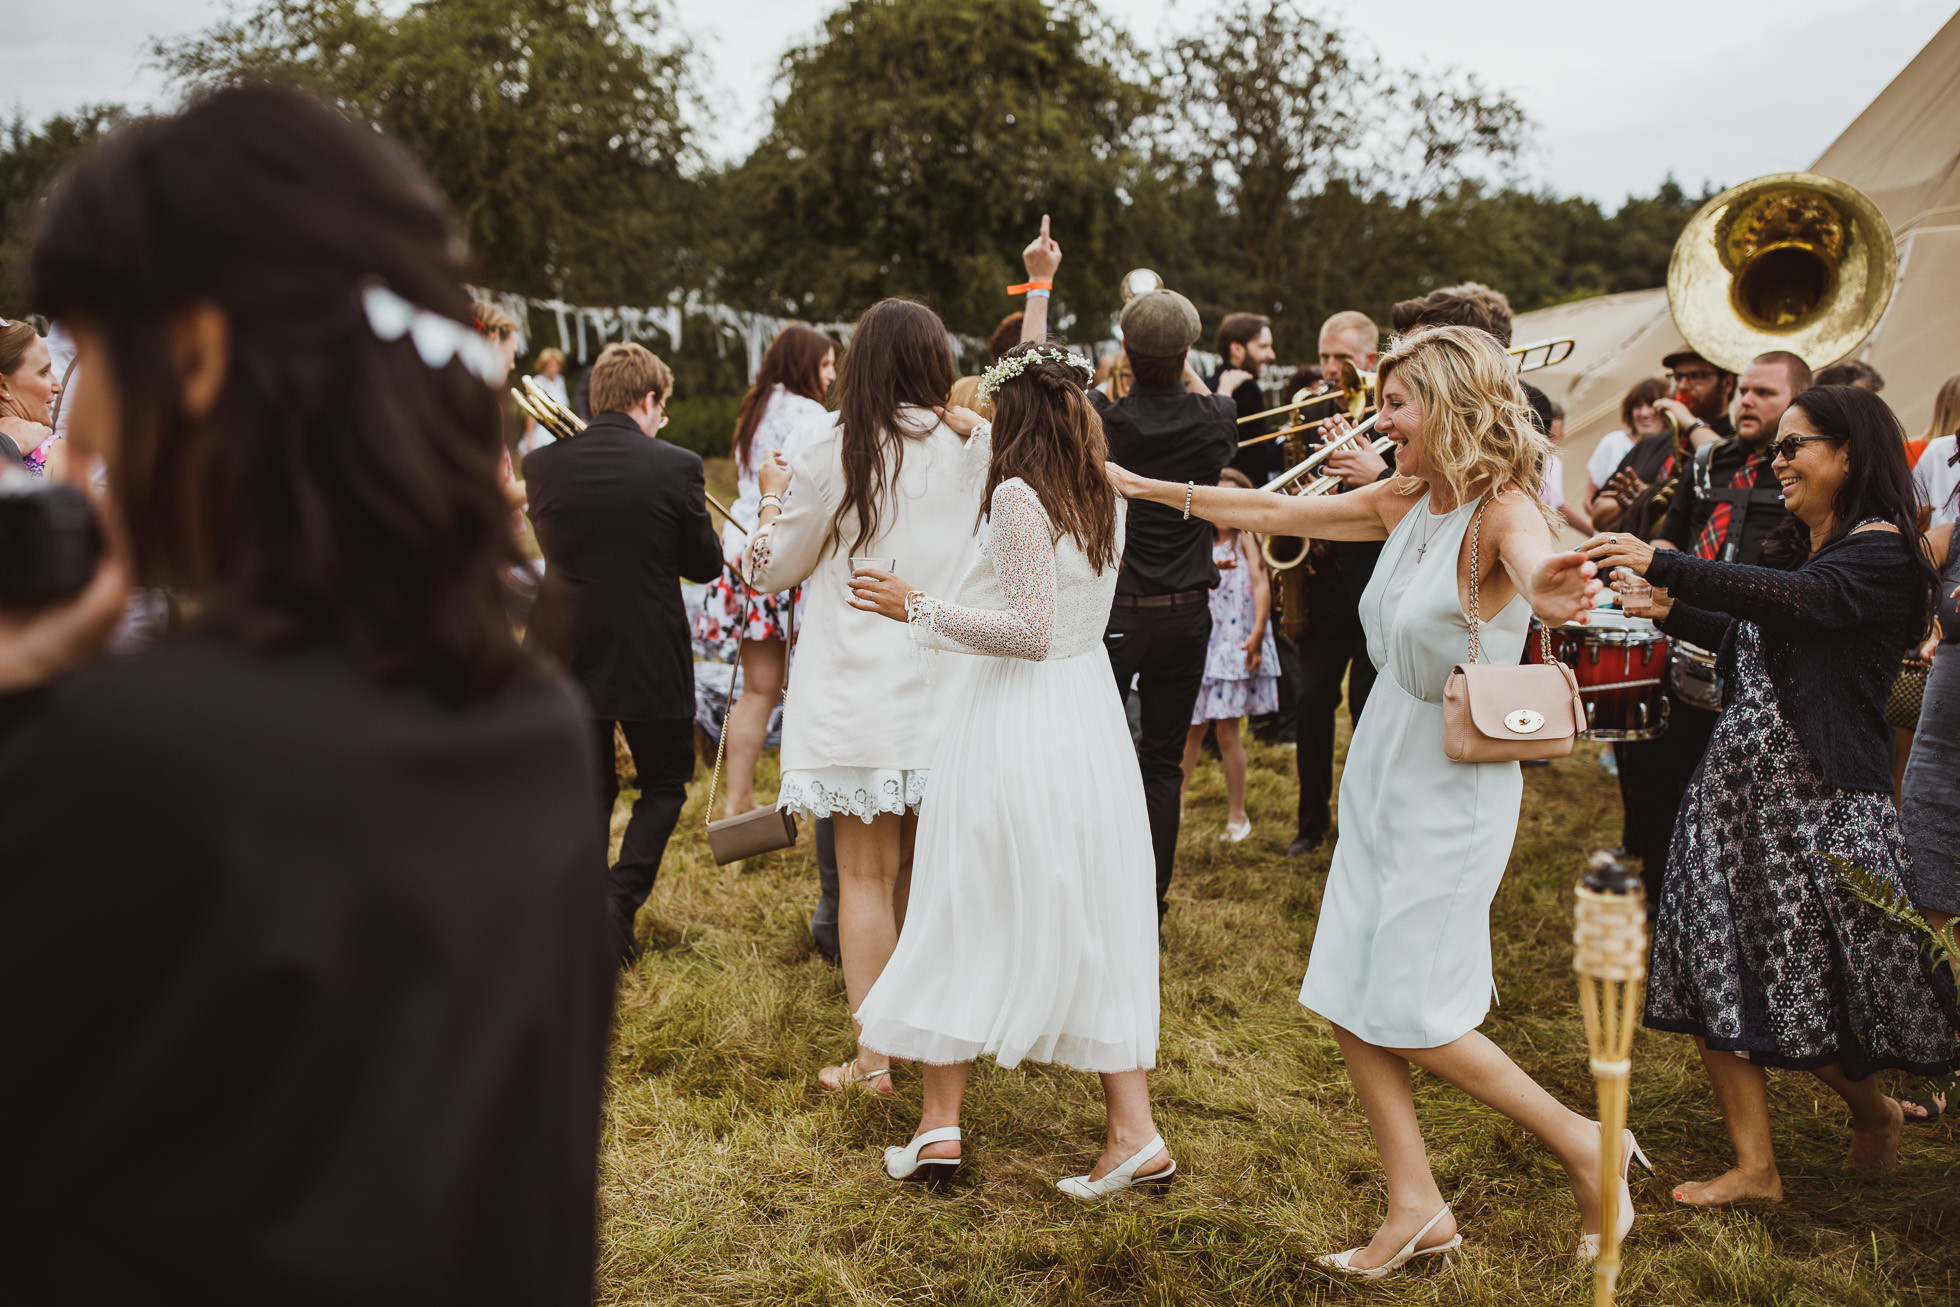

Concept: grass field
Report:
left=595, top=460, right=1959, bottom=1304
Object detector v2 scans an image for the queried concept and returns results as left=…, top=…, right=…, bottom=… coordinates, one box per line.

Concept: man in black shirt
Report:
left=1614, top=347, right=1808, bottom=897
left=1092, top=288, right=1239, bottom=918
left=1209, top=312, right=1280, bottom=484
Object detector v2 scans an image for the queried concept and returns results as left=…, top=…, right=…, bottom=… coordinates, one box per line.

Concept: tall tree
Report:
left=0, top=107, right=127, bottom=314
left=158, top=0, right=704, bottom=303
left=1155, top=0, right=1529, bottom=345
left=720, top=0, right=1176, bottom=339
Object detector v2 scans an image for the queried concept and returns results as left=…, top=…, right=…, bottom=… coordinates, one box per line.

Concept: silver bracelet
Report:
left=1182, top=481, right=1195, bottom=520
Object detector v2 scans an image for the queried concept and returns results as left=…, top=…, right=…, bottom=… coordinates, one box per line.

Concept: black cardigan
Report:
left=1649, top=529, right=1919, bottom=792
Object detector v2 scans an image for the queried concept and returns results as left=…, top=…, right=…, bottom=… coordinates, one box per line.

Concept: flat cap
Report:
left=1119, top=289, right=1201, bottom=356
left=1660, top=342, right=1732, bottom=374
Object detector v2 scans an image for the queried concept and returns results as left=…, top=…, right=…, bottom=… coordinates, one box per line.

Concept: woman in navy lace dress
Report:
left=1587, top=385, right=1958, bottom=1208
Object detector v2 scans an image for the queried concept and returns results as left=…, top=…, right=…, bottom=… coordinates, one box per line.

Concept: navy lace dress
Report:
left=1642, top=530, right=1958, bottom=1077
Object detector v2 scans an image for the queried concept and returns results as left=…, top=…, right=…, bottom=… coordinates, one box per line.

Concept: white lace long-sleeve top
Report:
left=908, top=474, right=1126, bottom=663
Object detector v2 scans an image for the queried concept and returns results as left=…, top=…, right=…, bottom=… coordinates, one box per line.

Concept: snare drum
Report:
left=1526, top=612, right=1670, bottom=740
left=1668, top=639, right=1724, bottom=714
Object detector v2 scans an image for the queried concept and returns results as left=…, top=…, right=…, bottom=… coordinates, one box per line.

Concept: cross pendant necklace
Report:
left=1416, top=511, right=1441, bottom=562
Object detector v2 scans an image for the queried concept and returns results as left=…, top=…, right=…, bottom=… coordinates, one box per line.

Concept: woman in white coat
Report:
left=747, top=298, right=985, bottom=1093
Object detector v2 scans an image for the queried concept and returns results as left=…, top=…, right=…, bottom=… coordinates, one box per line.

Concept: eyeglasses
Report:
left=1667, top=369, right=1721, bottom=386
left=1771, top=435, right=1835, bottom=462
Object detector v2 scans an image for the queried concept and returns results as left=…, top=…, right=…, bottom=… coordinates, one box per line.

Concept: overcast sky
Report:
left=13, top=1, right=1957, bottom=204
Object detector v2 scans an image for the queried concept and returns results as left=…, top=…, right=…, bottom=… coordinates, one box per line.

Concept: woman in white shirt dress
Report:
left=847, top=345, right=1171, bottom=1198
left=1110, top=327, right=1620, bottom=1275
left=748, top=299, right=984, bottom=1094
left=694, top=326, right=837, bottom=818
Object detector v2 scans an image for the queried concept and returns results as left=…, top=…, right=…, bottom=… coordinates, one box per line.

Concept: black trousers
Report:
left=1250, top=634, right=1300, bottom=742
left=592, top=717, right=695, bottom=960
left=1295, top=560, right=1376, bottom=841
left=1105, top=600, right=1212, bottom=918
left=1616, top=697, right=1719, bottom=902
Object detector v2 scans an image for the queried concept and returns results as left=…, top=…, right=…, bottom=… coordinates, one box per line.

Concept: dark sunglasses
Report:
left=1771, top=435, right=1835, bottom=462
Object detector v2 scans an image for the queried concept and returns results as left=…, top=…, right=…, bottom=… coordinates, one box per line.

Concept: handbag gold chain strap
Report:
left=1465, top=496, right=1553, bottom=665
left=704, top=566, right=793, bottom=826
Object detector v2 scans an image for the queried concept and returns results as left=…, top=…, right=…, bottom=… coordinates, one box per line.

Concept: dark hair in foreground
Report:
left=30, top=83, right=524, bottom=705
left=983, top=343, right=1119, bottom=573
left=832, top=298, right=955, bottom=557
left=733, top=324, right=832, bottom=473
left=1760, top=386, right=1937, bottom=631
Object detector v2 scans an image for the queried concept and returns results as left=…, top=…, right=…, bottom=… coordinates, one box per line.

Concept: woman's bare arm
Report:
left=1106, top=461, right=1401, bottom=541
left=1485, top=491, right=1599, bottom=626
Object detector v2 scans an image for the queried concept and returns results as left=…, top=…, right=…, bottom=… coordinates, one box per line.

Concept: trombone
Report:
left=508, top=376, right=746, bottom=534
left=1236, top=334, right=1576, bottom=427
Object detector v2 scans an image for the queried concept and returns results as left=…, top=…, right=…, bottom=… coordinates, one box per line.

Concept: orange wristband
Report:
left=1006, top=279, right=1053, bottom=295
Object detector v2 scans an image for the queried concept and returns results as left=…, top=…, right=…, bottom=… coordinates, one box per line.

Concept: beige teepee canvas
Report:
left=1518, top=9, right=1960, bottom=513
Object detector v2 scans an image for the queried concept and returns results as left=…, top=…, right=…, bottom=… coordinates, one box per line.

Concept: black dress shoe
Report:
left=1286, top=831, right=1328, bottom=858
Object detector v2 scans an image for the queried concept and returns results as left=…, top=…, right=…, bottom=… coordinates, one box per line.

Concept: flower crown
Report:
left=975, top=347, right=1095, bottom=406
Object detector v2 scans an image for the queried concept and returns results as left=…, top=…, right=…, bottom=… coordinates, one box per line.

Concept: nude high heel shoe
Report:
left=1578, top=1129, right=1653, bottom=1263
left=1316, top=1206, right=1461, bottom=1279
left=1055, top=1134, right=1176, bottom=1199
left=884, top=1126, right=961, bottom=1191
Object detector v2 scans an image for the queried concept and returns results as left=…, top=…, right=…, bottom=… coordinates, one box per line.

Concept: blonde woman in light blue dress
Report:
left=1110, top=325, right=1628, bottom=1276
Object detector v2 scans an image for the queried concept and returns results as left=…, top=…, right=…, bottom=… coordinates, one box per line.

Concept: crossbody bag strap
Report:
left=1463, top=494, right=1550, bottom=667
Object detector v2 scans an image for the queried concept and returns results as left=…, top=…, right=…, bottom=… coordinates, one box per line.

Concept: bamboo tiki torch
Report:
left=1573, top=852, right=1647, bottom=1306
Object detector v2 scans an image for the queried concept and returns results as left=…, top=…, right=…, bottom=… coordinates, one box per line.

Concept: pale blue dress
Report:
left=1298, top=500, right=1532, bottom=1048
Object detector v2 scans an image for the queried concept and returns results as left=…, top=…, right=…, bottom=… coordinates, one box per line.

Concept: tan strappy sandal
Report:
left=818, top=1056, right=895, bottom=1096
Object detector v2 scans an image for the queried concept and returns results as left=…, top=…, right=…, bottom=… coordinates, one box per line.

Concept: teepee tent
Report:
left=1518, top=8, right=1960, bottom=512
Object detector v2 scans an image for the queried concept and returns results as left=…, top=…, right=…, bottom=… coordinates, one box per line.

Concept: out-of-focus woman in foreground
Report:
left=0, top=86, right=611, bottom=1303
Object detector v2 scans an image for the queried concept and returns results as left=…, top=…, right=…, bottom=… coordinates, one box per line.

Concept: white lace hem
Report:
left=778, top=767, right=929, bottom=823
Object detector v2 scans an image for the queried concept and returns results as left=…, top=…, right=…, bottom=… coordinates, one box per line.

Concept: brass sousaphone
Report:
left=1633, top=172, right=1897, bottom=537
left=1667, top=171, right=1897, bottom=373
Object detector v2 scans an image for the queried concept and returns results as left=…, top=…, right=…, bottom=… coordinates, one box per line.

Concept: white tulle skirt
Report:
left=855, top=645, right=1160, bottom=1073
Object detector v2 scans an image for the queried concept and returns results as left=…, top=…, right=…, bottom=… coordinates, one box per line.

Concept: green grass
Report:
left=602, top=459, right=1959, bottom=1303
left=597, top=722, right=1960, bottom=1305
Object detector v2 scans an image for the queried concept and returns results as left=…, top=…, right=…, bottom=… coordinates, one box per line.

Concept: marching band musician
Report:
left=1210, top=312, right=1282, bottom=484
left=1613, top=347, right=1809, bottom=899
left=1285, top=310, right=1384, bottom=857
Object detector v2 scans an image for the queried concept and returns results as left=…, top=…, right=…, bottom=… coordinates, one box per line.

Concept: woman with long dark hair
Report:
left=694, top=324, right=836, bottom=818
left=846, top=343, right=1170, bottom=1196
left=0, top=86, right=610, bottom=1300
left=1589, top=385, right=1959, bottom=1206
left=746, top=298, right=983, bottom=1094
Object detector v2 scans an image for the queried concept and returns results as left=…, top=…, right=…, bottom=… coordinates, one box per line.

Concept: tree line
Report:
left=2, top=0, right=1712, bottom=437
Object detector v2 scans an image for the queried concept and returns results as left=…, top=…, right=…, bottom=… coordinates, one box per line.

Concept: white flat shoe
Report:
left=1055, top=1134, right=1176, bottom=1200
left=1222, top=819, right=1252, bottom=843
left=1316, top=1206, right=1461, bottom=1279
left=1578, top=1128, right=1653, bottom=1263
left=884, top=1126, right=961, bottom=1191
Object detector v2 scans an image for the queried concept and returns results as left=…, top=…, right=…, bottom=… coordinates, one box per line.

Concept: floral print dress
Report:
left=1191, top=533, right=1278, bottom=723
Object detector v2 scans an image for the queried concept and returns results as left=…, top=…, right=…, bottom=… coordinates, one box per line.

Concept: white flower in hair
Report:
left=975, top=347, right=1095, bottom=406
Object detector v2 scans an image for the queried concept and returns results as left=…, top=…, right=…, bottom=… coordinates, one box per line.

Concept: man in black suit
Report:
left=523, top=342, right=722, bottom=961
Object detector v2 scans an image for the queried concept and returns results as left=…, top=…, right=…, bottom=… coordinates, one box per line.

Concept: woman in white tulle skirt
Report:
left=847, top=344, right=1174, bottom=1199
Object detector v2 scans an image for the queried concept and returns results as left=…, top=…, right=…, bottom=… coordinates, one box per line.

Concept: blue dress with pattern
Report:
left=1191, top=535, right=1280, bottom=723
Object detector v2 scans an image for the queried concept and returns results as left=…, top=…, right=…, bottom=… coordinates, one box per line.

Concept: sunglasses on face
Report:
left=1771, top=435, right=1835, bottom=462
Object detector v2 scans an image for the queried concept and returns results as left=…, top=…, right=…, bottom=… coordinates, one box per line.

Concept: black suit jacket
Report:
left=522, top=412, right=722, bottom=721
